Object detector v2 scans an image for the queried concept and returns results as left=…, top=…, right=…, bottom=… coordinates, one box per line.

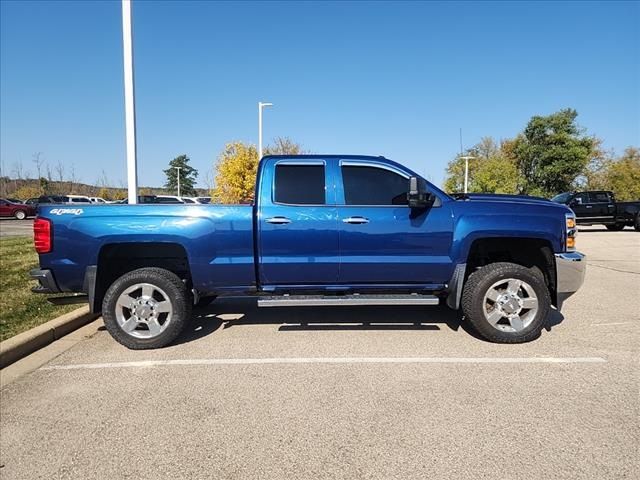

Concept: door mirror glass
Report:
left=407, top=176, right=434, bottom=209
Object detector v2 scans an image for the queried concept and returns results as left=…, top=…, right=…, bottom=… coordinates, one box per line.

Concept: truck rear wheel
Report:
left=102, top=267, right=191, bottom=349
left=634, top=214, right=640, bottom=232
left=461, top=262, right=550, bottom=343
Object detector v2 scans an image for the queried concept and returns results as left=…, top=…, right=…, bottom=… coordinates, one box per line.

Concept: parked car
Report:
left=31, top=154, right=585, bottom=349
left=89, top=197, right=108, bottom=204
left=37, top=195, right=70, bottom=204
left=155, top=195, right=185, bottom=204
left=195, top=196, right=212, bottom=204
left=0, top=198, right=36, bottom=219
left=25, top=197, right=40, bottom=206
left=66, top=195, right=92, bottom=204
left=551, top=190, right=640, bottom=231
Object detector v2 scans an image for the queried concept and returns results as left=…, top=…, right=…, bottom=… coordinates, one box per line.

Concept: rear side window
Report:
left=274, top=164, right=325, bottom=205
left=589, top=192, right=610, bottom=203
left=341, top=165, right=408, bottom=205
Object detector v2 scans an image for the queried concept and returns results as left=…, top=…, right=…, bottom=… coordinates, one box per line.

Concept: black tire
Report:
left=102, top=267, right=191, bottom=349
left=605, top=223, right=625, bottom=231
left=13, top=210, right=26, bottom=220
left=634, top=214, right=640, bottom=232
left=461, top=262, right=551, bottom=343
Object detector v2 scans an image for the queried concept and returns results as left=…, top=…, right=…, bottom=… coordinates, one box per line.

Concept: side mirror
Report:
left=570, top=197, right=582, bottom=206
left=407, top=176, right=434, bottom=209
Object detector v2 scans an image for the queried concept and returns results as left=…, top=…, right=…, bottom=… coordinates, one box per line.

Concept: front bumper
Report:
left=29, top=268, right=61, bottom=294
left=554, top=252, right=586, bottom=306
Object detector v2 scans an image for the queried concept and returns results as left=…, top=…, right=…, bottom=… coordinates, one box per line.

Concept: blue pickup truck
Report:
left=31, top=155, right=586, bottom=348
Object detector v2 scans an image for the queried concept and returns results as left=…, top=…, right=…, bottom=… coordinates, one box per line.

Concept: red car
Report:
left=0, top=198, right=37, bottom=220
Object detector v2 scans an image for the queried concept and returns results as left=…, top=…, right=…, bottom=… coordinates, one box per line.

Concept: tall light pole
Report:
left=121, top=0, right=138, bottom=204
left=460, top=156, right=475, bottom=194
left=174, top=166, right=182, bottom=197
left=258, top=101, right=273, bottom=160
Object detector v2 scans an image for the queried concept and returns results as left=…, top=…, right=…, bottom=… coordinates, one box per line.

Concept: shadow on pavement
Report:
left=168, top=296, right=565, bottom=345
left=173, top=297, right=465, bottom=344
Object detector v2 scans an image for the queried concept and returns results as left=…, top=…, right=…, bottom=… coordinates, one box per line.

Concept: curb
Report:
left=0, top=306, right=100, bottom=369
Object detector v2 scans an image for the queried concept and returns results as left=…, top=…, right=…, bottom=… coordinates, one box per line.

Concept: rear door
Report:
left=588, top=191, right=615, bottom=222
left=257, top=159, right=339, bottom=286
left=0, top=199, right=11, bottom=217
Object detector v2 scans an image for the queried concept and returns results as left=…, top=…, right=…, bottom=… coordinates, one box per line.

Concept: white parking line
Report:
left=591, top=322, right=634, bottom=326
left=40, top=356, right=607, bottom=371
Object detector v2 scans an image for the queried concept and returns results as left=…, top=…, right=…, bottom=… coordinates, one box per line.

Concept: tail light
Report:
left=34, top=218, right=52, bottom=254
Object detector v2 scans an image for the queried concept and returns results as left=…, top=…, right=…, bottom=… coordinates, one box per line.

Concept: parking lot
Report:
left=0, top=227, right=638, bottom=479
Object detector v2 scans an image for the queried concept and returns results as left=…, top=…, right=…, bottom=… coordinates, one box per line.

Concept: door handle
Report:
left=586, top=205, right=592, bottom=208
left=265, top=216, right=291, bottom=225
left=342, top=216, right=370, bottom=224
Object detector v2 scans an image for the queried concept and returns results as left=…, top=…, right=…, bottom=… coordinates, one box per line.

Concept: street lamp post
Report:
left=121, top=0, right=138, bottom=204
left=460, top=156, right=476, bottom=194
left=174, top=166, right=182, bottom=197
left=258, top=101, right=273, bottom=160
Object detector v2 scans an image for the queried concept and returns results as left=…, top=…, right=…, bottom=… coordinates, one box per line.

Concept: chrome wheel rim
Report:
left=483, top=278, right=539, bottom=333
left=115, top=283, right=173, bottom=339
left=15, top=211, right=25, bottom=220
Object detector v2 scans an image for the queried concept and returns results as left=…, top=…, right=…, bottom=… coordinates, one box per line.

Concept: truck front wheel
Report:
left=461, top=262, right=550, bottom=343
left=102, top=267, right=192, bottom=349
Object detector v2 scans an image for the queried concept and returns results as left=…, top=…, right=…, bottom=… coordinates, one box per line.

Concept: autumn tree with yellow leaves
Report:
left=212, top=137, right=304, bottom=204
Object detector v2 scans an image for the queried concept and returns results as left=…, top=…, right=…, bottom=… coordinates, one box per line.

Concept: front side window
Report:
left=274, top=164, right=325, bottom=205
left=341, top=165, right=408, bottom=205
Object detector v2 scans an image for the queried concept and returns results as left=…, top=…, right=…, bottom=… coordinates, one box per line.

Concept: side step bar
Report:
left=258, top=294, right=440, bottom=308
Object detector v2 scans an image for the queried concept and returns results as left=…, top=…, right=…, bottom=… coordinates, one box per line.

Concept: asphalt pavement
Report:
left=0, top=218, right=33, bottom=237
left=0, top=227, right=638, bottom=479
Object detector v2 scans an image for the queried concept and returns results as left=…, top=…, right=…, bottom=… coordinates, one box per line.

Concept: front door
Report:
left=335, top=160, right=453, bottom=285
left=257, top=159, right=339, bottom=286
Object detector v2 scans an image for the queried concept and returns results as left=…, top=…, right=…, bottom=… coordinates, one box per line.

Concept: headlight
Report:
left=565, top=214, right=577, bottom=251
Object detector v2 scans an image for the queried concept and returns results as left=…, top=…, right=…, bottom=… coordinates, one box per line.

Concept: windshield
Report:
left=551, top=192, right=572, bottom=204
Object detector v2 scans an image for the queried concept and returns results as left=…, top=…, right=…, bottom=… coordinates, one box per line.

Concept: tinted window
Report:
left=71, top=198, right=90, bottom=203
left=274, top=164, right=325, bottom=205
left=551, top=192, right=571, bottom=204
left=157, top=197, right=183, bottom=204
left=589, top=192, right=610, bottom=203
left=341, top=166, right=408, bottom=205
left=573, top=193, right=589, bottom=204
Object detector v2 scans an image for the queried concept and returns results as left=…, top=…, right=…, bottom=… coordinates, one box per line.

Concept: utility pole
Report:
left=258, top=101, right=273, bottom=160
left=174, top=166, right=182, bottom=197
left=121, top=0, right=138, bottom=204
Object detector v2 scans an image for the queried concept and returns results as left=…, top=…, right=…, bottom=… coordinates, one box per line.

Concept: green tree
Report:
left=603, top=147, right=640, bottom=201
left=164, top=155, right=198, bottom=196
left=512, top=108, right=594, bottom=197
left=443, top=137, right=520, bottom=194
left=212, top=138, right=305, bottom=204
left=39, top=177, right=50, bottom=194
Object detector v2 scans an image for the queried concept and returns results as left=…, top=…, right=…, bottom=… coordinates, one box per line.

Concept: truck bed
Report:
left=37, top=204, right=256, bottom=293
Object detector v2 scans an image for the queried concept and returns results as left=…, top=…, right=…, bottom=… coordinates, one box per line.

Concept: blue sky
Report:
left=1, top=0, right=639, bottom=189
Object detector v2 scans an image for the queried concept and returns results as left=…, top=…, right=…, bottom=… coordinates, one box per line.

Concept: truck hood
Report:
left=453, top=193, right=555, bottom=208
